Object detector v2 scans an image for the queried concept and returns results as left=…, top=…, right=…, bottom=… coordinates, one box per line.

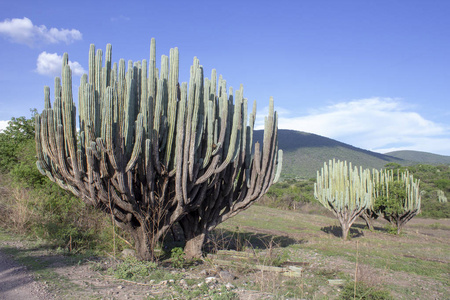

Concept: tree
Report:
left=373, top=169, right=421, bottom=234
left=35, top=39, right=282, bottom=260
left=0, top=112, right=36, bottom=172
left=314, top=159, right=373, bottom=240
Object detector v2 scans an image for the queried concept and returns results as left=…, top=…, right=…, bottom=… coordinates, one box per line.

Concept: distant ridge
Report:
left=253, top=129, right=449, bottom=179
left=385, top=150, right=450, bottom=165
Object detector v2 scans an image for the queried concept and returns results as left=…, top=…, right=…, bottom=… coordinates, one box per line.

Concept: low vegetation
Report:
left=261, top=163, right=449, bottom=220
left=0, top=114, right=449, bottom=299
left=0, top=113, right=123, bottom=255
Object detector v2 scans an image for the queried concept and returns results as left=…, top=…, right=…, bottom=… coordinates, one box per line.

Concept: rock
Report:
left=121, top=249, right=136, bottom=258
left=225, top=282, right=235, bottom=290
left=179, top=279, right=188, bottom=288
left=328, top=279, right=345, bottom=286
left=117, top=285, right=124, bottom=289
left=205, top=277, right=217, bottom=284
left=219, top=270, right=236, bottom=281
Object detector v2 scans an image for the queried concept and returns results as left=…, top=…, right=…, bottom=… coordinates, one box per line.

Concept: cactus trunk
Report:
left=179, top=213, right=208, bottom=259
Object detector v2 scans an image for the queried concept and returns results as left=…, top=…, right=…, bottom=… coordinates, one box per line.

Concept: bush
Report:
left=108, top=256, right=157, bottom=280
left=340, top=281, right=393, bottom=300
left=420, top=200, right=450, bottom=218
left=434, top=178, right=450, bottom=192
left=261, top=179, right=318, bottom=210
left=0, top=114, right=126, bottom=254
left=170, top=247, right=186, bottom=268
left=0, top=114, right=35, bottom=172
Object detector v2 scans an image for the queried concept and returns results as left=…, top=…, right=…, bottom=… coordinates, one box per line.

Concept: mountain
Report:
left=385, top=150, right=450, bottom=165
left=253, top=129, right=450, bottom=179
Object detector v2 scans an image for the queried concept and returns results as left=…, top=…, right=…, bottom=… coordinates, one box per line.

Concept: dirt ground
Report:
left=0, top=214, right=449, bottom=299
left=0, top=242, right=53, bottom=300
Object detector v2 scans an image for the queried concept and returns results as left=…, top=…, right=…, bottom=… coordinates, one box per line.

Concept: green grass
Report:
left=220, top=205, right=450, bottom=287
left=1, top=203, right=448, bottom=299
left=219, top=204, right=326, bottom=233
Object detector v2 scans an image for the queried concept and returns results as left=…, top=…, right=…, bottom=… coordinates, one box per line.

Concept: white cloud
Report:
left=36, top=52, right=85, bottom=77
left=257, top=97, right=450, bottom=156
left=0, top=120, right=9, bottom=133
left=0, top=17, right=82, bottom=46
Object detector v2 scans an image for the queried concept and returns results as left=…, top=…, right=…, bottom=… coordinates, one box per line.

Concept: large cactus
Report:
left=35, top=39, right=282, bottom=260
left=314, top=159, right=373, bottom=240
left=372, top=169, right=420, bottom=234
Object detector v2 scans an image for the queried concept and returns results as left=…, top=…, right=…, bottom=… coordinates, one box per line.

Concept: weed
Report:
left=173, top=283, right=238, bottom=300
left=255, top=238, right=290, bottom=267
left=89, top=261, right=107, bottom=272
left=170, top=246, right=186, bottom=268
left=107, top=257, right=157, bottom=281
left=383, top=224, right=399, bottom=235
left=429, top=222, right=450, bottom=230
left=339, top=281, right=393, bottom=300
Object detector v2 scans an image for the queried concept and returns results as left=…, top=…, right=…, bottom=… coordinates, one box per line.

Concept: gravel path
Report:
left=0, top=249, right=52, bottom=300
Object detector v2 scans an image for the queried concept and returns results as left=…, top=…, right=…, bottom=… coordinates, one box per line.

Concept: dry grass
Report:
left=213, top=204, right=450, bottom=299
left=0, top=175, right=35, bottom=233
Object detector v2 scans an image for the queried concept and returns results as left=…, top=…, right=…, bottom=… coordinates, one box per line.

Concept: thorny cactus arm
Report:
left=35, top=38, right=282, bottom=260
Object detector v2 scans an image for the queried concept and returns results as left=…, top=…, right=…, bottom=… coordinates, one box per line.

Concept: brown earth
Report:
left=0, top=211, right=449, bottom=299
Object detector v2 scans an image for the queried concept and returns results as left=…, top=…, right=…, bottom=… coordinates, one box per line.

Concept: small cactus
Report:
left=314, top=159, right=373, bottom=240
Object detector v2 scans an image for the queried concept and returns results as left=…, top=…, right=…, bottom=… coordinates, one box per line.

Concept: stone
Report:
left=179, top=279, right=188, bottom=288
left=219, top=270, right=235, bottom=281
left=205, top=277, right=217, bottom=284
left=121, top=249, right=136, bottom=258
left=225, top=283, right=235, bottom=290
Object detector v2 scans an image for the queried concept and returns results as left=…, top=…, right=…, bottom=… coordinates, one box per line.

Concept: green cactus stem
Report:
left=35, top=38, right=282, bottom=260
left=314, top=159, right=373, bottom=240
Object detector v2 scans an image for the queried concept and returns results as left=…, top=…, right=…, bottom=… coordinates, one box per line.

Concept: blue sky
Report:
left=1, top=0, right=449, bottom=155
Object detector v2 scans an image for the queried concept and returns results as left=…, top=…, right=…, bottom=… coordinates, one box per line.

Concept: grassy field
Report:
left=0, top=204, right=448, bottom=299
left=213, top=205, right=450, bottom=299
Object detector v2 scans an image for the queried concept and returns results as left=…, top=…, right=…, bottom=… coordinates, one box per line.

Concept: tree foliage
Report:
left=0, top=114, right=124, bottom=253
left=0, top=112, right=36, bottom=172
left=373, top=169, right=421, bottom=234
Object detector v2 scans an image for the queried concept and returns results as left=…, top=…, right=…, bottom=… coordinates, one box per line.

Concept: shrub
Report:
left=340, top=281, right=393, bottom=300
left=0, top=116, right=124, bottom=254
left=170, top=247, right=186, bottom=268
left=108, top=256, right=157, bottom=280
left=261, top=179, right=317, bottom=210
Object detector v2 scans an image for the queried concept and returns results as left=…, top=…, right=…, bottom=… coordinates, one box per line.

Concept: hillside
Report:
left=254, top=129, right=450, bottom=179
left=386, top=150, right=450, bottom=165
